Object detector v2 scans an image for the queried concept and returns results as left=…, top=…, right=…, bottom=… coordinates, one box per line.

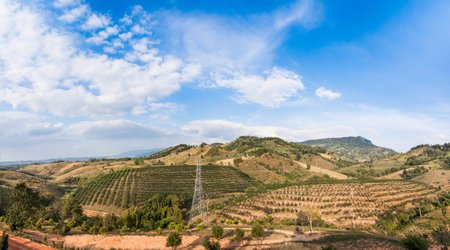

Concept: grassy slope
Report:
left=300, top=136, right=397, bottom=162
left=219, top=180, right=439, bottom=228
left=73, top=165, right=255, bottom=210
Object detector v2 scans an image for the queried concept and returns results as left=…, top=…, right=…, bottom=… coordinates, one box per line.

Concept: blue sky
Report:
left=0, top=0, right=449, bottom=161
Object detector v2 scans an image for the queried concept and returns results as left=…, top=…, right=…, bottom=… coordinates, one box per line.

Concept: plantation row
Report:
left=220, top=181, right=438, bottom=228
left=74, top=165, right=253, bottom=208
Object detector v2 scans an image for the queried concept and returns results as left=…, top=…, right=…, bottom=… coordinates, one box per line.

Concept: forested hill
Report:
left=299, top=136, right=396, bottom=162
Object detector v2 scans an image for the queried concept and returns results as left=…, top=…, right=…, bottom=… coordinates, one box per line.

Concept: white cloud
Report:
left=58, top=4, right=88, bottom=23
left=215, top=67, right=305, bottom=107
left=315, top=87, right=341, bottom=100
left=0, top=0, right=199, bottom=117
left=182, top=104, right=450, bottom=152
left=162, top=0, right=322, bottom=107
left=54, top=0, right=80, bottom=8
left=82, top=13, right=110, bottom=30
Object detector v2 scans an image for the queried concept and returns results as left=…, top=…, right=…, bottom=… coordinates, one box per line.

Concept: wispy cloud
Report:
left=315, top=87, right=341, bottom=100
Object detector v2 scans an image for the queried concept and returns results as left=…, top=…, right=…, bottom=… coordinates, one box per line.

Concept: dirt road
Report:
left=0, top=230, right=57, bottom=250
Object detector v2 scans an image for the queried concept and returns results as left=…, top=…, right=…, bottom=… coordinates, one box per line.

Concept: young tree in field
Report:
left=202, top=237, right=221, bottom=250
left=166, top=232, right=182, bottom=249
left=297, top=206, right=320, bottom=232
left=251, top=223, right=264, bottom=244
left=234, top=227, right=245, bottom=241
left=211, top=224, right=224, bottom=240
left=6, top=183, right=40, bottom=231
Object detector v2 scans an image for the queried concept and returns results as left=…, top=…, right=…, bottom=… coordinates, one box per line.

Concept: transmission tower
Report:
left=189, top=160, right=207, bottom=224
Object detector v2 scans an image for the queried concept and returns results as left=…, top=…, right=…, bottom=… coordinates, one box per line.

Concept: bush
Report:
left=202, top=237, right=221, bottom=250
left=401, top=235, right=429, bottom=250
left=321, top=245, right=337, bottom=250
left=211, top=224, right=224, bottom=239
left=156, top=227, right=163, bottom=235
left=81, top=221, right=89, bottom=232
left=251, top=223, right=264, bottom=243
left=0, top=232, right=8, bottom=250
left=234, top=227, right=245, bottom=241
left=166, top=232, right=182, bottom=249
left=197, top=224, right=204, bottom=230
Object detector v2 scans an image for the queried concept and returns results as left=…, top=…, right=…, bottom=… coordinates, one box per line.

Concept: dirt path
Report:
left=295, top=161, right=349, bottom=180
left=0, top=230, right=58, bottom=250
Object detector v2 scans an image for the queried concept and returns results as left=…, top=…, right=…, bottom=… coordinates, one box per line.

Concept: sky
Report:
left=0, top=0, right=449, bottom=161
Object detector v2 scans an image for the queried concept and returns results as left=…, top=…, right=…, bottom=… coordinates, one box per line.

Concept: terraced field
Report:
left=220, top=181, right=439, bottom=228
left=74, top=165, right=253, bottom=208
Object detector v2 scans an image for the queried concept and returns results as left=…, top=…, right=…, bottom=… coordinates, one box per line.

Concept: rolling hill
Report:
left=299, top=136, right=396, bottom=162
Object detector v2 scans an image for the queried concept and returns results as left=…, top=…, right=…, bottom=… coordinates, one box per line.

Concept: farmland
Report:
left=219, top=180, right=439, bottom=228
left=73, top=165, right=254, bottom=209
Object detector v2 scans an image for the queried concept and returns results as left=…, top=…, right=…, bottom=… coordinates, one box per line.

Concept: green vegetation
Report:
left=224, top=136, right=325, bottom=159
left=401, top=235, right=429, bottom=250
left=300, top=136, right=396, bottom=162
left=166, top=232, right=182, bottom=249
left=251, top=223, right=264, bottom=243
left=73, top=165, right=253, bottom=208
left=211, top=224, right=224, bottom=239
left=145, top=144, right=193, bottom=160
left=6, top=182, right=41, bottom=231
left=0, top=232, right=8, bottom=250
left=234, top=227, right=245, bottom=241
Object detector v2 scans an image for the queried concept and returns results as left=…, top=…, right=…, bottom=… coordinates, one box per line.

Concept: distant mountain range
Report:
left=0, top=148, right=161, bottom=167
left=299, top=136, right=397, bottom=162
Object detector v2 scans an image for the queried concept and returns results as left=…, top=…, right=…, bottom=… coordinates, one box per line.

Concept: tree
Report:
left=401, top=235, right=429, bottom=250
left=297, top=207, right=320, bottom=232
left=166, top=232, right=182, bottom=249
left=211, top=224, right=224, bottom=239
left=234, top=227, right=245, bottom=241
left=0, top=232, right=8, bottom=250
left=202, top=237, right=221, bottom=250
left=251, top=223, right=264, bottom=244
left=62, top=195, right=83, bottom=220
left=6, top=183, right=40, bottom=231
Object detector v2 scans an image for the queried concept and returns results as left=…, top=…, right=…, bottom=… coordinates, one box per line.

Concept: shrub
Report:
left=202, top=237, right=221, bottom=250
left=321, top=245, right=337, bottom=250
left=175, top=224, right=184, bottom=233
left=157, top=227, right=163, bottom=235
left=0, top=232, right=8, bottom=250
left=234, top=227, right=245, bottom=241
left=81, top=221, right=89, bottom=232
left=251, top=223, right=264, bottom=244
left=211, top=224, right=224, bottom=239
left=401, top=235, right=429, bottom=250
left=166, top=232, right=182, bottom=249
left=197, top=224, right=204, bottom=230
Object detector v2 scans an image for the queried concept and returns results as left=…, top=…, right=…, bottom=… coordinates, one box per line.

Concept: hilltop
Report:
left=338, top=143, right=450, bottom=188
left=299, top=136, right=397, bottom=162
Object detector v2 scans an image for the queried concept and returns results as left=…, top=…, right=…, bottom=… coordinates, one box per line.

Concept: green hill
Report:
left=73, top=165, right=254, bottom=209
left=299, top=136, right=396, bottom=162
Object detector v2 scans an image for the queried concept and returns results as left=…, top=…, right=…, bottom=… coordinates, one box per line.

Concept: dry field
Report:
left=220, top=181, right=439, bottom=228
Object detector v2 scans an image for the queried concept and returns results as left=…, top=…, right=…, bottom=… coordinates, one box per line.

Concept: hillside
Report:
left=218, top=180, right=438, bottom=228
left=337, top=143, right=450, bottom=184
left=143, top=136, right=348, bottom=183
left=73, top=165, right=254, bottom=211
left=300, top=136, right=396, bottom=162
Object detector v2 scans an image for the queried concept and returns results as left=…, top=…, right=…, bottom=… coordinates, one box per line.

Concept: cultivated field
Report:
left=220, top=181, right=439, bottom=228
left=74, top=165, right=254, bottom=209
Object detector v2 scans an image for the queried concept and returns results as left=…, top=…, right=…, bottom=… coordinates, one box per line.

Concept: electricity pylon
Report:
left=189, top=160, right=207, bottom=224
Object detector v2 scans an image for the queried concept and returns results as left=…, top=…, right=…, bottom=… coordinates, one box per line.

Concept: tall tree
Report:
left=6, top=183, right=40, bottom=231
